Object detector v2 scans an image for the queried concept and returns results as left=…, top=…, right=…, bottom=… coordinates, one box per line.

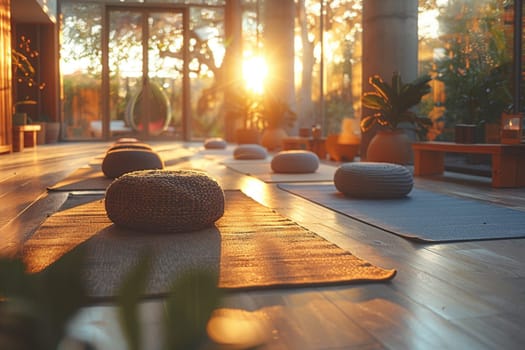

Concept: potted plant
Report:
left=0, top=249, right=221, bottom=349
left=12, top=36, right=49, bottom=141
left=258, top=94, right=297, bottom=151
left=361, top=71, right=432, bottom=164
left=226, top=87, right=263, bottom=145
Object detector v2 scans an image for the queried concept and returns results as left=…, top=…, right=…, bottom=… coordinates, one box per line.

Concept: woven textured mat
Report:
left=47, top=165, right=113, bottom=191
left=48, top=146, right=197, bottom=192
left=222, top=159, right=336, bottom=183
left=22, top=190, right=395, bottom=299
left=278, top=183, right=525, bottom=243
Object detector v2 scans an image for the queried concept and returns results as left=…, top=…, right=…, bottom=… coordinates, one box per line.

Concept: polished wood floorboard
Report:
left=1, top=141, right=525, bottom=350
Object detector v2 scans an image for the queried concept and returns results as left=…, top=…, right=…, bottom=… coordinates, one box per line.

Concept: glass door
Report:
left=104, top=7, right=188, bottom=140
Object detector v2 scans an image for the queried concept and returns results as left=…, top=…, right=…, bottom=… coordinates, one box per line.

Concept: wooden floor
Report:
left=1, top=141, right=525, bottom=350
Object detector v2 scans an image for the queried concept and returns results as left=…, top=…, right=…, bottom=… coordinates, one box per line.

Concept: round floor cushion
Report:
left=105, top=169, right=225, bottom=233
left=204, top=137, right=227, bottom=149
left=107, top=142, right=153, bottom=152
left=233, top=144, right=267, bottom=160
left=334, top=162, right=413, bottom=198
left=271, top=150, right=319, bottom=173
left=102, top=148, right=164, bottom=179
left=115, top=137, right=140, bottom=144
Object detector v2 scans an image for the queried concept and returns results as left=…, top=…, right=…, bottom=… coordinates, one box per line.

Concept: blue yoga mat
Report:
left=278, top=183, right=525, bottom=243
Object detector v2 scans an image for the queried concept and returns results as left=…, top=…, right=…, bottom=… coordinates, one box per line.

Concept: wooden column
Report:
left=223, top=0, right=243, bottom=142
left=0, top=0, right=12, bottom=153
left=361, top=0, right=418, bottom=159
left=263, top=0, right=296, bottom=121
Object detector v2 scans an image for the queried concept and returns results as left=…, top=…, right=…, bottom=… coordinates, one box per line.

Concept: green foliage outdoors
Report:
left=434, top=0, right=512, bottom=126
left=258, top=93, right=297, bottom=129
left=226, top=86, right=297, bottom=131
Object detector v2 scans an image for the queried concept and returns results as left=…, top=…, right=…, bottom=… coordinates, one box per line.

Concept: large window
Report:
left=418, top=0, right=522, bottom=142
left=296, top=0, right=363, bottom=136
left=60, top=2, right=103, bottom=140
left=59, top=0, right=524, bottom=142
left=59, top=0, right=225, bottom=140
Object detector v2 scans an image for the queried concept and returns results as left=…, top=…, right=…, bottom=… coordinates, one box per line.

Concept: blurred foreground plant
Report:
left=0, top=248, right=221, bottom=350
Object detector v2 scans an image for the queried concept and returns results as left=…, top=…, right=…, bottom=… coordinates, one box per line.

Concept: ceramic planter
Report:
left=235, top=128, right=261, bottom=145
left=366, top=129, right=412, bottom=165
left=261, top=127, right=287, bottom=151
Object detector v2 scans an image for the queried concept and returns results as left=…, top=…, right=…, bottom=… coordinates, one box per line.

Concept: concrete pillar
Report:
left=361, top=0, right=418, bottom=159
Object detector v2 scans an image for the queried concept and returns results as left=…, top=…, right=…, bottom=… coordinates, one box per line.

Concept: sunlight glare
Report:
left=419, top=9, right=441, bottom=39
left=241, top=177, right=267, bottom=204
left=243, top=56, right=268, bottom=95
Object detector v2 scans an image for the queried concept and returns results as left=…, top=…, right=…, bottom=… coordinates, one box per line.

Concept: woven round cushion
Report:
left=105, top=169, right=225, bottom=233
left=107, top=142, right=153, bottom=152
left=115, top=137, right=140, bottom=144
left=271, top=150, right=319, bottom=173
left=102, top=148, right=164, bottom=179
left=334, top=162, right=413, bottom=198
left=233, top=144, right=267, bottom=160
left=204, top=137, right=227, bottom=149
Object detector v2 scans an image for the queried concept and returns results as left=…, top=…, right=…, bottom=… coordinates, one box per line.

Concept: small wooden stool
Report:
left=12, top=124, right=42, bottom=152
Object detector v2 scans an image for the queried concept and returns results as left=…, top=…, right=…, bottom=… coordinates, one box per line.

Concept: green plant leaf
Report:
left=362, top=72, right=433, bottom=133
left=391, top=71, right=403, bottom=96
left=362, top=92, right=389, bottom=111
left=0, top=258, right=31, bottom=298
left=116, top=251, right=153, bottom=350
left=0, top=247, right=89, bottom=350
left=35, top=247, right=88, bottom=349
left=163, top=269, right=221, bottom=350
left=368, top=75, right=395, bottom=104
left=360, top=114, right=380, bottom=132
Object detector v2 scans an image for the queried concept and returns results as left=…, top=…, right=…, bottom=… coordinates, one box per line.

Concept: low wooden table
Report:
left=412, top=142, right=525, bottom=188
left=12, top=124, right=42, bottom=152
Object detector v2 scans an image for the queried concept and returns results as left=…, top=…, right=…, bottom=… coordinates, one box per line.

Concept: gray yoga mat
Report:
left=278, top=183, right=525, bottom=243
left=222, top=159, right=336, bottom=183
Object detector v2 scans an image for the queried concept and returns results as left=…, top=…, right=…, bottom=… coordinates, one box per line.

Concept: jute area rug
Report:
left=278, top=183, right=525, bottom=243
left=22, top=190, right=395, bottom=299
left=47, top=165, right=113, bottom=191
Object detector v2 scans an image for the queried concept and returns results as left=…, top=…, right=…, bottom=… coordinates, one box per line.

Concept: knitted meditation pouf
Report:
left=102, top=148, right=164, bottom=179
left=334, top=162, right=413, bottom=198
left=204, top=137, right=227, bottom=149
left=233, top=144, right=267, bottom=160
left=115, top=137, right=140, bottom=144
left=271, top=150, right=319, bottom=173
left=105, top=169, right=225, bottom=233
left=107, top=142, right=153, bottom=152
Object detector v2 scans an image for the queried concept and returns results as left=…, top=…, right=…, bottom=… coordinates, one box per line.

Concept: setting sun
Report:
left=243, top=55, right=268, bottom=95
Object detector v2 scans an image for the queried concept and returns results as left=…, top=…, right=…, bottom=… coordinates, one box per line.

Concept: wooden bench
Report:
left=412, top=142, right=525, bottom=188
left=12, top=124, right=42, bottom=152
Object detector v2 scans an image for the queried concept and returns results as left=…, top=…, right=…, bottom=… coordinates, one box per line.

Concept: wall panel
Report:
left=0, top=0, right=11, bottom=153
